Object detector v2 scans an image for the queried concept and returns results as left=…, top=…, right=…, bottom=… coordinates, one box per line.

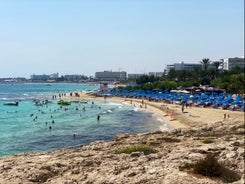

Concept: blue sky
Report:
left=0, top=0, right=244, bottom=78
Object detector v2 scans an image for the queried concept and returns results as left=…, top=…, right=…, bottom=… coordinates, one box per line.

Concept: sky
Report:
left=0, top=0, right=244, bottom=78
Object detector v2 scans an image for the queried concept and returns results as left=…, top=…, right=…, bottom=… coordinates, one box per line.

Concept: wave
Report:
left=160, top=124, right=170, bottom=131
left=106, top=102, right=122, bottom=106
left=133, top=107, right=138, bottom=111
left=0, top=98, right=11, bottom=101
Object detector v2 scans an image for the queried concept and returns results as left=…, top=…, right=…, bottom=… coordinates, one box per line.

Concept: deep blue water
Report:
left=0, top=83, right=167, bottom=156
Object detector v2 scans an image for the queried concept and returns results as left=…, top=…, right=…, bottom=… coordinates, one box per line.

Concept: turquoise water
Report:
left=0, top=83, right=167, bottom=156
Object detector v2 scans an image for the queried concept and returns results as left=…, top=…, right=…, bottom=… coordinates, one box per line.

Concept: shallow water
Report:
left=0, top=83, right=168, bottom=156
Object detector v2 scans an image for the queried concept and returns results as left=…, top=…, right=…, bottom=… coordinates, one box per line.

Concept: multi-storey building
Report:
left=49, top=73, right=59, bottom=79
left=165, top=62, right=202, bottom=74
left=164, top=61, right=218, bottom=74
left=127, top=73, right=145, bottom=79
left=148, top=72, right=164, bottom=77
left=95, top=71, right=127, bottom=81
left=221, top=57, right=245, bottom=70
left=64, top=74, right=82, bottom=82
left=30, top=74, right=49, bottom=81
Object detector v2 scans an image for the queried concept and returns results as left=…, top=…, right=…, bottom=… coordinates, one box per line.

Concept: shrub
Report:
left=115, top=145, right=156, bottom=155
left=193, top=154, right=241, bottom=183
left=194, top=154, right=222, bottom=177
left=202, top=138, right=214, bottom=144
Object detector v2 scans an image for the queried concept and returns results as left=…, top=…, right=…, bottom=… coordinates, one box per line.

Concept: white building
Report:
left=49, top=73, right=59, bottom=79
left=165, top=61, right=218, bottom=74
left=127, top=73, right=145, bottom=79
left=221, top=57, right=245, bottom=70
left=148, top=72, right=164, bottom=77
left=95, top=71, right=127, bottom=81
left=165, top=62, right=202, bottom=74
left=64, top=74, right=82, bottom=81
left=31, top=74, right=49, bottom=81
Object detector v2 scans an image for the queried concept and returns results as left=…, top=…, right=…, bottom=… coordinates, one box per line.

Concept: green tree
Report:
left=136, top=75, right=149, bottom=84
left=153, top=81, right=166, bottom=90
left=213, top=61, right=222, bottom=73
left=177, top=70, right=188, bottom=82
left=200, top=58, right=211, bottom=71
left=167, top=68, right=177, bottom=81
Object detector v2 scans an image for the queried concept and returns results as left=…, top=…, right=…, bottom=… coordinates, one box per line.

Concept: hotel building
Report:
left=95, top=71, right=127, bottom=81
left=221, top=57, right=245, bottom=70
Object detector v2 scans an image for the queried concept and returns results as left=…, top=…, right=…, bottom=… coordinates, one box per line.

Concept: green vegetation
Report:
left=115, top=145, right=156, bottom=155
left=125, top=60, right=244, bottom=94
left=200, top=58, right=211, bottom=71
left=202, top=138, right=214, bottom=144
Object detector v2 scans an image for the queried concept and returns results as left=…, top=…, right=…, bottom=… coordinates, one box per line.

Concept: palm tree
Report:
left=200, top=58, right=211, bottom=71
left=212, top=61, right=222, bottom=74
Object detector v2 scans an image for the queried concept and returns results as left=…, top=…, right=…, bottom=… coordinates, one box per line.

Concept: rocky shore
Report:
left=0, top=114, right=244, bottom=184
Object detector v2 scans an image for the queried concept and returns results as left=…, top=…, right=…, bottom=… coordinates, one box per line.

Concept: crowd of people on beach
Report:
left=97, top=89, right=244, bottom=112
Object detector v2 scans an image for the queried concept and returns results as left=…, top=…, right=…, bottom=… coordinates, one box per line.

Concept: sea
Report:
left=0, top=83, right=168, bottom=157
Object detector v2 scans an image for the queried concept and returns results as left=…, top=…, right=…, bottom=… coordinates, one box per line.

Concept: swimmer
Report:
left=49, top=126, right=52, bottom=130
left=97, top=115, right=100, bottom=121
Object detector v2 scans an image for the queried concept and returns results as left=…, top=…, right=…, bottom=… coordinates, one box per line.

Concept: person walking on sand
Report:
left=181, top=101, right=185, bottom=113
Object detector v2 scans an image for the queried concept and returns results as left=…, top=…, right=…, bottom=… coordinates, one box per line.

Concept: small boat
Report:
left=57, top=100, right=71, bottom=106
left=4, top=101, right=19, bottom=106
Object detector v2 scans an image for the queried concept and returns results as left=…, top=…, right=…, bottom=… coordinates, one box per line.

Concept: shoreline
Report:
left=72, top=92, right=244, bottom=130
left=0, top=92, right=244, bottom=183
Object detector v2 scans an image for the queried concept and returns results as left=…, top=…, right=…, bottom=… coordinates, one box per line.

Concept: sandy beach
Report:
left=0, top=92, right=244, bottom=184
left=75, top=92, right=244, bottom=130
